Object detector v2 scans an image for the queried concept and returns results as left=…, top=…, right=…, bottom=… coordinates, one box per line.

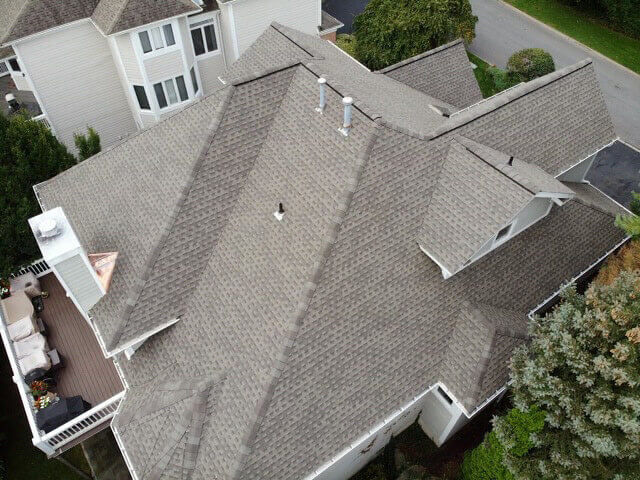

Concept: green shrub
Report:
left=487, top=66, right=520, bottom=91
left=460, top=407, right=544, bottom=480
left=506, top=48, right=555, bottom=82
left=352, top=0, right=477, bottom=70
left=336, top=34, right=357, bottom=58
left=73, top=126, right=101, bottom=161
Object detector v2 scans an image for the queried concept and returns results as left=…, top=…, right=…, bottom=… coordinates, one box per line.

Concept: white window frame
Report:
left=137, top=21, right=179, bottom=57
left=189, top=16, right=221, bottom=59
left=152, top=75, right=190, bottom=112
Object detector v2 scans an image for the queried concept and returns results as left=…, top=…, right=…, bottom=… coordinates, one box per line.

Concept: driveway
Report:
left=468, top=0, right=640, bottom=148
left=587, top=140, right=640, bottom=208
left=323, top=0, right=640, bottom=147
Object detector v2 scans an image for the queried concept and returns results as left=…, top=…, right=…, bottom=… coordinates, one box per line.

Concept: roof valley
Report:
left=109, top=86, right=236, bottom=351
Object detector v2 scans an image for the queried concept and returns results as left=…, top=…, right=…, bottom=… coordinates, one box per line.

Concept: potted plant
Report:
left=30, top=380, right=47, bottom=397
left=0, top=278, right=10, bottom=299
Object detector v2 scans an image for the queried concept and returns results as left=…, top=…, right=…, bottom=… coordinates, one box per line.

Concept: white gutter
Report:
left=554, top=138, right=618, bottom=179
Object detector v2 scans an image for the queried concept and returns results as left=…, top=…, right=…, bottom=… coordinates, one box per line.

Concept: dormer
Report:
left=418, top=136, right=575, bottom=278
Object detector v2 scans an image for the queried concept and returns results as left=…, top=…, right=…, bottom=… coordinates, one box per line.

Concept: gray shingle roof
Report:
left=92, top=0, right=200, bottom=36
left=0, top=0, right=99, bottom=44
left=379, top=39, right=483, bottom=109
left=0, top=0, right=200, bottom=44
left=417, top=136, right=577, bottom=276
left=35, top=24, right=624, bottom=480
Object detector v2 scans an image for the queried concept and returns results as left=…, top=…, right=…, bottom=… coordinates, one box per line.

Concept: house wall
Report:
left=187, top=13, right=226, bottom=94
left=224, top=0, right=320, bottom=60
left=14, top=20, right=136, bottom=150
left=143, top=50, right=184, bottom=83
left=557, top=154, right=597, bottom=183
left=115, top=34, right=143, bottom=83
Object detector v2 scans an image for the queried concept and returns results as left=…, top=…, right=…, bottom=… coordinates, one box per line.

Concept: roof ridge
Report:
left=428, top=59, right=594, bottom=140
left=231, top=124, right=383, bottom=480
left=108, top=85, right=237, bottom=352
left=456, top=136, right=535, bottom=195
left=0, top=0, right=30, bottom=44
left=375, top=38, right=464, bottom=74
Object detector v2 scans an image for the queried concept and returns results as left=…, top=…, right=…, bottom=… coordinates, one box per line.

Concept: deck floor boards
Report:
left=40, top=274, right=123, bottom=407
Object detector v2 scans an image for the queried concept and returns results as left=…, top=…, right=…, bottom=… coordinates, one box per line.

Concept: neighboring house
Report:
left=0, top=0, right=341, bottom=150
left=0, top=23, right=629, bottom=480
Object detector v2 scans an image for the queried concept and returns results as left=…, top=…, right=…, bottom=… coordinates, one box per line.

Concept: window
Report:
left=190, top=66, right=199, bottom=94
left=133, top=85, right=150, bottom=110
left=139, top=23, right=176, bottom=54
left=8, top=58, right=21, bottom=72
left=495, top=224, right=512, bottom=243
left=153, top=75, right=189, bottom=109
left=190, top=21, right=218, bottom=56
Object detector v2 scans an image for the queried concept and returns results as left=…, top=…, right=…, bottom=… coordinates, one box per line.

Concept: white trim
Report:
left=226, top=3, right=240, bottom=61
left=130, top=29, right=159, bottom=119
left=302, top=381, right=471, bottom=480
left=135, top=21, right=181, bottom=59
left=107, top=318, right=180, bottom=357
left=189, top=15, right=222, bottom=60
left=6, top=18, right=90, bottom=46
left=111, top=396, right=139, bottom=480
left=554, top=138, right=618, bottom=179
left=527, top=233, right=631, bottom=319
left=618, top=138, right=640, bottom=153
left=319, top=25, right=342, bottom=36
left=11, top=44, right=56, bottom=137
left=151, top=74, right=192, bottom=112
left=418, top=243, right=453, bottom=279
left=328, top=39, right=369, bottom=71
left=108, top=35, right=144, bottom=129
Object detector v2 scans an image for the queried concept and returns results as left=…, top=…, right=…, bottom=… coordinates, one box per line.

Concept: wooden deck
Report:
left=40, top=274, right=123, bottom=407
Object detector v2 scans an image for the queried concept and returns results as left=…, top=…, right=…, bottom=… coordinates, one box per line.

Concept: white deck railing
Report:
left=10, top=258, right=51, bottom=279
left=32, top=113, right=51, bottom=129
left=36, top=392, right=124, bottom=455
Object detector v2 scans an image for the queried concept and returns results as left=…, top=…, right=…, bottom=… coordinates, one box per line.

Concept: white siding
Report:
left=197, top=55, right=225, bottom=94
left=139, top=112, right=157, bottom=129
left=10, top=71, right=30, bottom=91
left=178, top=17, right=195, bottom=69
left=15, top=20, right=136, bottom=149
left=558, top=154, right=597, bottom=183
left=217, top=3, right=238, bottom=65
left=229, top=0, right=320, bottom=56
left=511, top=197, right=553, bottom=236
left=115, top=33, right=143, bottom=83
left=54, top=255, right=103, bottom=314
left=143, top=49, right=184, bottom=83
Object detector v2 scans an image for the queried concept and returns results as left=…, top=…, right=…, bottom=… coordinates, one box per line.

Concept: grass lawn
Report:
left=504, top=0, right=640, bottom=74
left=467, top=52, right=502, bottom=98
left=0, top=344, right=90, bottom=479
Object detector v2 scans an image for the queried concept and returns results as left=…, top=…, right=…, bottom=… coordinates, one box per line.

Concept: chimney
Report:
left=507, top=156, right=514, bottom=166
left=28, top=207, right=106, bottom=318
left=315, top=77, right=327, bottom=113
left=339, top=97, right=353, bottom=136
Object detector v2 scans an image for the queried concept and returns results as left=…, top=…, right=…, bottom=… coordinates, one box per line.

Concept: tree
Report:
left=461, top=407, right=545, bottom=480
left=73, top=126, right=101, bottom=161
left=506, top=48, right=555, bottom=82
left=352, top=0, right=478, bottom=70
left=615, top=192, right=640, bottom=238
left=0, top=113, right=76, bottom=278
left=502, top=275, right=640, bottom=479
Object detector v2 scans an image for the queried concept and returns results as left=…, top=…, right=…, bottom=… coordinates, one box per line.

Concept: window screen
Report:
left=151, top=27, right=164, bottom=49
left=191, top=28, right=205, bottom=56
left=163, top=24, right=176, bottom=46
left=204, top=25, right=217, bottom=51
left=133, top=85, right=150, bottom=110
left=153, top=83, right=167, bottom=109
left=176, top=76, right=188, bottom=102
left=138, top=31, right=152, bottom=53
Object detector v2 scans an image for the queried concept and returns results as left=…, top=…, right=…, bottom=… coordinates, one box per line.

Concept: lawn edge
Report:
left=499, top=0, right=640, bottom=78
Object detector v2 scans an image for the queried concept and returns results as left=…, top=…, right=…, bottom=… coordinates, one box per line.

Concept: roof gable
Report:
left=379, top=39, right=483, bottom=109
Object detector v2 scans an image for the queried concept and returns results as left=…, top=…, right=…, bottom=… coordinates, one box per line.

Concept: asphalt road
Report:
left=587, top=140, right=640, bottom=207
left=468, top=0, right=640, bottom=148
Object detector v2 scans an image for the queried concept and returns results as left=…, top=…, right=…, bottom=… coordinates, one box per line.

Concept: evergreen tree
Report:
left=502, top=275, right=640, bottom=479
left=0, top=113, right=76, bottom=278
left=73, top=126, right=101, bottom=161
left=352, top=0, right=478, bottom=70
left=615, top=192, right=640, bottom=238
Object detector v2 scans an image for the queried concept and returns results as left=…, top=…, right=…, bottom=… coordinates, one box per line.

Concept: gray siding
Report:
left=15, top=20, right=136, bottom=150
left=116, top=33, right=143, bottom=83
left=197, top=55, right=225, bottom=94
left=55, top=255, right=103, bottom=314
left=143, top=49, right=184, bottom=83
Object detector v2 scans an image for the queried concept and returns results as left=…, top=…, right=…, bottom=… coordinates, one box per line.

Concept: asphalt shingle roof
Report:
left=0, top=0, right=200, bottom=43
left=379, top=39, right=483, bottom=109
left=34, top=24, right=625, bottom=480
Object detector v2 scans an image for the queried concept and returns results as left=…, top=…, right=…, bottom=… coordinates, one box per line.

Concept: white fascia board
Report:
left=302, top=380, right=481, bottom=480
left=106, top=318, right=180, bottom=358
left=554, top=138, right=618, bottom=179
left=8, top=18, right=91, bottom=46
left=417, top=243, right=453, bottom=279
left=328, top=39, right=370, bottom=71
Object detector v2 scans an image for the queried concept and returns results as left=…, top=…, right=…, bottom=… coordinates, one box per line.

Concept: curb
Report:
left=498, top=0, right=640, bottom=79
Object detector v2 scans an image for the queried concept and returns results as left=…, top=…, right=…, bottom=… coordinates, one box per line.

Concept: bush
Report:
left=460, top=407, right=544, bottom=480
left=487, top=66, right=520, bottom=91
left=352, top=0, right=478, bottom=70
left=506, top=48, right=555, bottom=82
left=595, top=238, right=640, bottom=286
left=563, top=0, right=640, bottom=39
left=336, top=34, right=357, bottom=58
left=0, top=113, right=76, bottom=278
left=73, top=126, right=101, bottom=161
